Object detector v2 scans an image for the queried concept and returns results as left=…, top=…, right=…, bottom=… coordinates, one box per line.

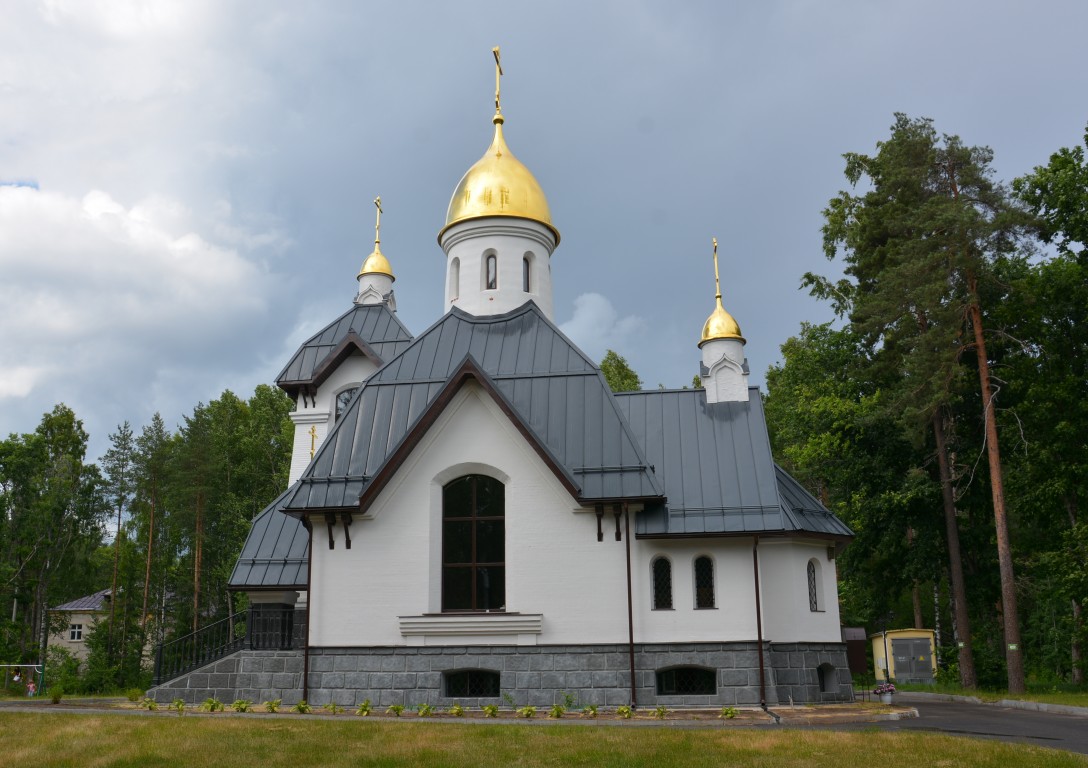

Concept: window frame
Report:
left=693, top=555, right=715, bottom=609
left=485, top=253, right=498, bottom=291
left=441, top=475, right=505, bottom=612
left=69, top=623, right=83, bottom=642
left=334, top=386, right=359, bottom=422
left=655, top=667, right=717, bottom=696
left=444, top=669, right=501, bottom=698
left=651, top=556, right=673, bottom=610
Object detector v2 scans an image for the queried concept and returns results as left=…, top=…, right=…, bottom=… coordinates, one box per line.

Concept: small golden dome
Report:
left=699, top=297, right=745, bottom=346
left=439, top=114, right=559, bottom=243
left=358, top=243, right=394, bottom=280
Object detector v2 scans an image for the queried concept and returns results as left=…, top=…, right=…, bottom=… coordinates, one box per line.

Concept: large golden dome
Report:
left=439, top=113, right=559, bottom=243
left=700, top=297, right=745, bottom=346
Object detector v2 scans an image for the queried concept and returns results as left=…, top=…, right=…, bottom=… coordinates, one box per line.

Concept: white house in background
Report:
left=49, top=589, right=110, bottom=663
left=153, top=51, right=853, bottom=708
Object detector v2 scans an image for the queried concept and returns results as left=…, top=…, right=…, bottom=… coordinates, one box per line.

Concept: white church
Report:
left=152, top=52, right=853, bottom=708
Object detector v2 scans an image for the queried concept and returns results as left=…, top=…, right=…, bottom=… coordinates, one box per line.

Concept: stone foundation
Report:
left=153, top=641, right=851, bottom=707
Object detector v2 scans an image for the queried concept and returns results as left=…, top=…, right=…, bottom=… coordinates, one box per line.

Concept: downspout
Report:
left=623, top=503, right=637, bottom=708
left=302, top=518, right=314, bottom=702
left=752, top=535, right=768, bottom=711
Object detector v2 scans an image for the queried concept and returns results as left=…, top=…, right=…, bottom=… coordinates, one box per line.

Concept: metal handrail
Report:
left=152, top=606, right=301, bottom=686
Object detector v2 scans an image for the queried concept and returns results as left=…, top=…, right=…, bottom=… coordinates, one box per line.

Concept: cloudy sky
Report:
left=2, top=0, right=1085, bottom=461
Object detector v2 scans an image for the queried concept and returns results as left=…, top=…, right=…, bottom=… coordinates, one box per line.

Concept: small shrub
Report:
left=447, top=702, right=465, bottom=717
left=416, top=703, right=434, bottom=717
left=170, top=698, right=185, bottom=715
left=140, top=697, right=158, bottom=711
left=501, top=692, right=516, bottom=707
left=386, top=704, right=405, bottom=717
left=292, top=700, right=312, bottom=714
left=199, top=697, right=224, bottom=713
left=548, top=704, right=565, bottom=719
left=231, top=699, right=252, bottom=713
left=615, top=705, right=633, bottom=719
left=264, top=699, right=281, bottom=713
left=49, top=687, right=64, bottom=705
left=580, top=704, right=598, bottom=718
left=126, top=688, right=144, bottom=702
left=481, top=704, right=499, bottom=718
left=516, top=705, right=536, bottom=719
left=652, top=705, right=668, bottom=720
left=322, top=702, right=343, bottom=715
left=719, top=706, right=738, bottom=719
left=355, top=699, right=372, bottom=716
left=560, top=690, right=578, bottom=709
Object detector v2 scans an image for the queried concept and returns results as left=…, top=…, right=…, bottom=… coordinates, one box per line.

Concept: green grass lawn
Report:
left=3, top=712, right=1085, bottom=767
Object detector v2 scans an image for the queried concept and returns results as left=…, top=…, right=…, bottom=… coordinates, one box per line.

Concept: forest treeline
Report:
left=764, top=116, right=1088, bottom=691
left=2, top=116, right=1085, bottom=694
left=0, top=385, right=293, bottom=691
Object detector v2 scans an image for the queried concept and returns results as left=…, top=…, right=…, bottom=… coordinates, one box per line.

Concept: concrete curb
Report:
left=897, top=691, right=1088, bottom=718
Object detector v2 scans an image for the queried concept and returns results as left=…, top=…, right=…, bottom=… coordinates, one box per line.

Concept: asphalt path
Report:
left=789, top=697, right=1088, bottom=756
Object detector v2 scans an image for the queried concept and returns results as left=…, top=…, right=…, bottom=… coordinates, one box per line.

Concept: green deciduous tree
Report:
left=599, top=350, right=642, bottom=392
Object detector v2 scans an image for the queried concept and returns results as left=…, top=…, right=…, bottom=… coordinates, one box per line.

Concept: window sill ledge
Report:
left=399, top=613, right=543, bottom=644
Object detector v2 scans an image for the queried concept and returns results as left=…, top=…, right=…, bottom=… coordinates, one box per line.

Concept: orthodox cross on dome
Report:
left=373, top=196, right=383, bottom=249
left=309, top=425, right=318, bottom=459
left=492, top=46, right=503, bottom=115
left=712, top=237, right=722, bottom=301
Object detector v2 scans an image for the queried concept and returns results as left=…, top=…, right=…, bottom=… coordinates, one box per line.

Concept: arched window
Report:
left=807, top=559, right=820, bottom=611
left=449, top=257, right=460, bottom=302
left=522, top=255, right=531, bottom=293
left=445, top=669, right=500, bottom=697
left=652, top=557, right=673, bottom=610
left=485, top=253, right=497, bottom=290
left=694, top=556, right=715, bottom=609
left=335, top=387, right=358, bottom=421
left=442, top=475, right=505, bottom=611
left=656, top=667, right=717, bottom=695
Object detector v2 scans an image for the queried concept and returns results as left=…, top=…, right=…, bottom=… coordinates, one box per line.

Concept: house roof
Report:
left=614, top=388, right=852, bottom=539
left=52, top=589, right=111, bottom=612
left=228, top=487, right=309, bottom=590
left=276, top=303, right=414, bottom=396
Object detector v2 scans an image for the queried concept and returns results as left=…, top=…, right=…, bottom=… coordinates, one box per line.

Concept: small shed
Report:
left=870, top=629, right=935, bottom=683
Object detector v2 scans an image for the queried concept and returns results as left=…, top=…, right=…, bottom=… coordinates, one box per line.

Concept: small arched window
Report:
left=449, top=257, right=460, bottom=302
left=694, top=556, right=715, bottom=609
left=522, top=255, right=531, bottom=293
left=807, top=559, right=819, bottom=611
left=485, top=254, right=497, bottom=290
left=335, top=387, right=358, bottom=421
left=652, top=557, right=673, bottom=610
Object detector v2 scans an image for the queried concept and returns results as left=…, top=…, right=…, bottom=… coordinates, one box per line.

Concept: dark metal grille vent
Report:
left=445, top=669, right=500, bottom=697
left=807, top=560, right=818, bottom=611
left=656, top=667, right=717, bottom=696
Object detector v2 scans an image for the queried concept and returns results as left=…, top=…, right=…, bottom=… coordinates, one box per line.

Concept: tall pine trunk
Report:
left=1069, top=496, right=1083, bottom=685
left=141, top=483, right=156, bottom=631
left=966, top=276, right=1024, bottom=694
left=192, top=490, right=204, bottom=634
left=932, top=411, right=977, bottom=688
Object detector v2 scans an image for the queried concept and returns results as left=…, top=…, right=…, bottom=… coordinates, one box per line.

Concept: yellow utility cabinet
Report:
left=870, top=629, right=936, bottom=683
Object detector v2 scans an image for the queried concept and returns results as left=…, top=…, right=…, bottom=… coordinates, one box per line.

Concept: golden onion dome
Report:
left=358, top=243, right=394, bottom=280
left=699, top=297, right=745, bottom=346
left=439, top=113, right=560, bottom=243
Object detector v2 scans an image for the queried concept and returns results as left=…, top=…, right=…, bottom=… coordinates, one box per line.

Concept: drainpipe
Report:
left=623, top=503, right=637, bottom=708
left=752, top=535, right=767, bottom=710
left=302, top=518, right=314, bottom=702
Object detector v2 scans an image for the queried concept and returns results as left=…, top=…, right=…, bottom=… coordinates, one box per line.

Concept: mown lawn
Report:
left=895, top=682, right=1088, bottom=708
left=3, top=712, right=1086, bottom=767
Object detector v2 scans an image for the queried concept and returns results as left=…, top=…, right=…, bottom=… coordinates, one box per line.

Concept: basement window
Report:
left=445, top=669, right=500, bottom=697
left=656, top=667, right=717, bottom=696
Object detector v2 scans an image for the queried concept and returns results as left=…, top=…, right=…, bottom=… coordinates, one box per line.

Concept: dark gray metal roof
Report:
left=276, top=303, right=413, bottom=394
left=283, top=302, right=664, bottom=513
left=228, top=487, right=309, bottom=589
left=614, top=388, right=852, bottom=539
left=52, top=588, right=111, bottom=612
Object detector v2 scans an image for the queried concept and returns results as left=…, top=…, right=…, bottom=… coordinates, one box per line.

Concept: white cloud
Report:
left=558, top=292, right=645, bottom=364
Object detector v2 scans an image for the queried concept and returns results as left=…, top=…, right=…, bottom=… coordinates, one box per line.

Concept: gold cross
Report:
left=492, top=46, right=503, bottom=113
left=373, top=196, right=382, bottom=247
left=712, top=237, right=722, bottom=301
left=309, top=425, right=318, bottom=459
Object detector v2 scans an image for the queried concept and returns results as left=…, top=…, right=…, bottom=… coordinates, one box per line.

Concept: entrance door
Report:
left=891, top=638, right=934, bottom=682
